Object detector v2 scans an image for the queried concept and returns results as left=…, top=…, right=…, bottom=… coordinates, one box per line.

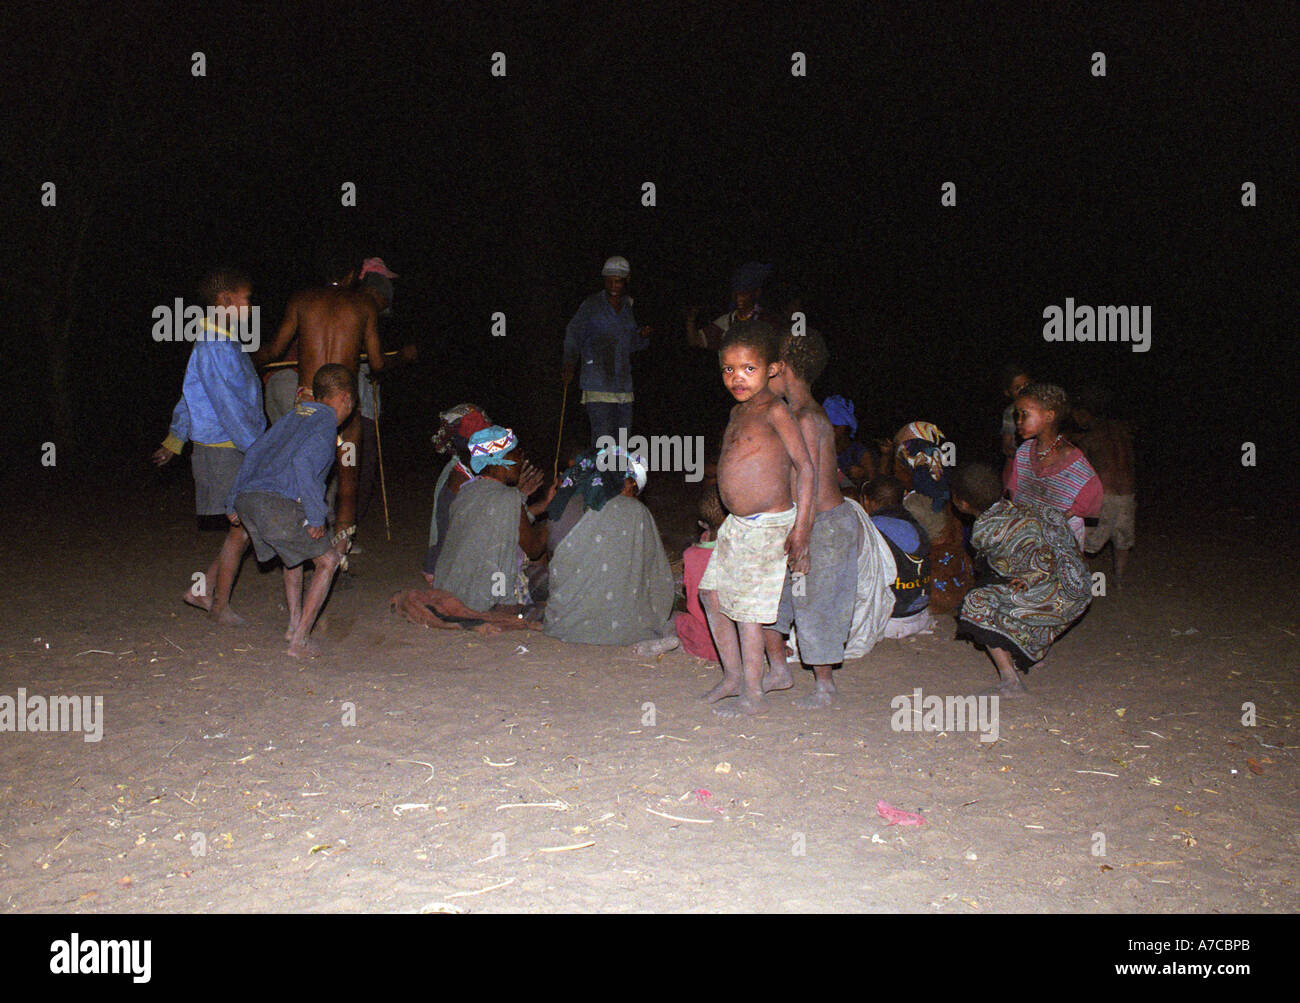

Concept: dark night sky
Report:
left=3, top=2, right=1294, bottom=505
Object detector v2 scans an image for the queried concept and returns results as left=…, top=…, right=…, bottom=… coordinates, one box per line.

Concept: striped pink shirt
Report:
left=1005, top=441, right=1103, bottom=549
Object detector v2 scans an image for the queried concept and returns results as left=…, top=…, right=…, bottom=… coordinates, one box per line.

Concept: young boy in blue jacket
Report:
left=151, top=267, right=265, bottom=625
left=224, top=364, right=357, bottom=658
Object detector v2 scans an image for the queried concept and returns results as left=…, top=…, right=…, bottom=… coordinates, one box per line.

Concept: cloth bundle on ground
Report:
left=786, top=499, right=897, bottom=663
left=957, top=499, right=1091, bottom=670
left=430, top=477, right=530, bottom=612
left=390, top=586, right=540, bottom=634
left=544, top=449, right=674, bottom=646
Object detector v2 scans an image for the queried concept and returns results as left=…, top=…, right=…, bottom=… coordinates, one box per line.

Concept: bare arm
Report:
left=257, top=294, right=300, bottom=366
left=362, top=306, right=385, bottom=372
left=771, top=403, right=815, bottom=573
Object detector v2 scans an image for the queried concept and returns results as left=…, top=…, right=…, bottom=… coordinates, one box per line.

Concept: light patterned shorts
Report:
left=698, top=506, right=797, bottom=623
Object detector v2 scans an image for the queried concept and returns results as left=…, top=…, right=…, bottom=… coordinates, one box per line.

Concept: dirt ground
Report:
left=2, top=463, right=1297, bottom=914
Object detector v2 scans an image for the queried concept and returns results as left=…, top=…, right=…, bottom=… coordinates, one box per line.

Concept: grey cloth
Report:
left=774, top=500, right=862, bottom=665
left=234, top=491, right=331, bottom=568
left=543, top=495, right=675, bottom=646
left=264, top=369, right=298, bottom=425
left=903, top=490, right=949, bottom=541
left=193, top=445, right=245, bottom=516
left=431, top=477, right=526, bottom=611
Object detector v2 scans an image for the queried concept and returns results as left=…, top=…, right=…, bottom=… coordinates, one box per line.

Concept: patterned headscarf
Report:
left=468, top=426, right=518, bottom=473
left=432, top=403, right=492, bottom=456
left=546, top=447, right=646, bottom=521
left=893, top=420, right=950, bottom=511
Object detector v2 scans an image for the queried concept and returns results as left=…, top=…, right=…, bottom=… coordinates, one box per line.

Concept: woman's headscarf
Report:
left=546, top=446, right=648, bottom=521
left=893, top=420, right=950, bottom=511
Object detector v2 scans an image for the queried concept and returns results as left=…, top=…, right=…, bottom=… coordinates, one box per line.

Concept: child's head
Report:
left=949, top=462, right=1004, bottom=517
left=1071, top=383, right=1110, bottom=428
left=199, top=266, right=252, bottom=308
left=696, top=483, right=727, bottom=541
left=860, top=475, right=903, bottom=513
left=313, top=364, right=358, bottom=425
left=719, top=319, right=780, bottom=402
left=778, top=327, right=829, bottom=389
left=1013, top=382, right=1069, bottom=441
left=1001, top=362, right=1033, bottom=401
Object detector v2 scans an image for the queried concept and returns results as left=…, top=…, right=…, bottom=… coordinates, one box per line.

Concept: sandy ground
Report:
left=1, top=464, right=1297, bottom=914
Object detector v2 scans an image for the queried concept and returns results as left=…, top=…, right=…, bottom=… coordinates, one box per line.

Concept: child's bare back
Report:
left=789, top=400, right=844, bottom=515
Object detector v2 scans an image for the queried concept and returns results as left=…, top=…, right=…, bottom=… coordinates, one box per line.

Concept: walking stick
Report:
left=369, top=377, right=392, bottom=542
left=553, top=380, right=569, bottom=482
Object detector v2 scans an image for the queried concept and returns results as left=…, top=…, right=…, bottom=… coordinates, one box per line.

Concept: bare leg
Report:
left=334, top=411, right=362, bottom=554
left=761, top=628, right=793, bottom=692
left=184, top=553, right=220, bottom=612
left=796, top=664, right=837, bottom=709
left=986, top=646, right=1028, bottom=697
left=283, top=564, right=304, bottom=640
left=208, top=526, right=249, bottom=626
left=288, top=550, right=341, bottom=658
left=714, top=621, right=769, bottom=717
left=701, top=589, right=742, bottom=703
left=1114, top=546, right=1130, bottom=587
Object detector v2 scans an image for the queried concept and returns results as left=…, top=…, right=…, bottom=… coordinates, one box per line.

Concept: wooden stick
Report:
left=370, top=377, right=391, bottom=541
left=553, top=381, right=569, bottom=482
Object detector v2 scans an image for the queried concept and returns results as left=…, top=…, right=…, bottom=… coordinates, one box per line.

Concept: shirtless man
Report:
left=699, top=319, right=814, bottom=718
left=767, top=328, right=864, bottom=708
left=258, top=255, right=385, bottom=554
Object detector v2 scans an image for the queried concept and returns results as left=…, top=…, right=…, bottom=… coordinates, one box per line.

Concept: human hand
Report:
left=307, top=524, right=325, bottom=540
left=562, top=363, right=575, bottom=385
left=151, top=446, right=176, bottom=467
left=785, top=528, right=811, bottom=575
left=227, top=512, right=241, bottom=527
left=517, top=460, right=544, bottom=499
left=638, top=325, right=654, bottom=337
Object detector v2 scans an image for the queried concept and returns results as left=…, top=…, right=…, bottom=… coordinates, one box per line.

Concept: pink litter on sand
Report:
left=876, top=800, right=926, bottom=826
left=695, top=789, right=724, bottom=814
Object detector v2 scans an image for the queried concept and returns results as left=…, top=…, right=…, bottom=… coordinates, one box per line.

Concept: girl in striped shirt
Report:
left=1005, top=383, right=1102, bottom=550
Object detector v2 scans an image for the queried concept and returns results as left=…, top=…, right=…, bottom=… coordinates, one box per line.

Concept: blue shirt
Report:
left=227, top=401, right=337, bottom=528
left=165, top=330, right=265, bottom=452
left=563, top=291, right=648, bottom=394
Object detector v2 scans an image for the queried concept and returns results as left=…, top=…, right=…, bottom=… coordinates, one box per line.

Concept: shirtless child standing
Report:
left=701, top=320, right=814, bottom=718
left=768, top=327, right=864, bottom=709
left=257, top=255, right=385, bottom=556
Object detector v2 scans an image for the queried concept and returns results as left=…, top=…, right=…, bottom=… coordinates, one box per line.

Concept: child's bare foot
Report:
left=762, top=663, right=793, bottom=692
left=704, top=675, right=742, bottom=703
left=210, top=606, right=246, bottom=627
left=795, top=682, right=836, bottom=710
left=183, top=588, right=211, bottom=613
left=287, top=638, right=322, bottom=659
left=632, top=636, right=680, bottom=657
left=713, top=692, right=767, bottom=718
left=284, top=619, right=300, bottom=642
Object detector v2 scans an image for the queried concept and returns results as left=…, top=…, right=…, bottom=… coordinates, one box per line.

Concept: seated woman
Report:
left=543, top=447, right=678, bottom=654
left=892, top=420, right=973, bottom=615
left=431, top=426, right=552, bottom=615
left=951, top=462, right=1092, bottom=697
left=423, top=403, right=492, bottom=583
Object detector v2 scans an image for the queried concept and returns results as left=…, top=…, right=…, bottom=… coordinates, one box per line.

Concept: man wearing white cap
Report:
left=562, top=256, right=653, bottom=448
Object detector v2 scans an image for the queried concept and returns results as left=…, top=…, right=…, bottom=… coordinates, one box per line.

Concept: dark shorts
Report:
left=774, top=501, right=861, bottom=665
left=234, top=491, right=331, bottom=568
left=193, top=445, right=244, bottom=516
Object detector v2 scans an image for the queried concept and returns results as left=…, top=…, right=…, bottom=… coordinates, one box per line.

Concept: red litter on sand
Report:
left=876, top=800, right=926, bottom=826
left=695, top=789, right=724, bottom=814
